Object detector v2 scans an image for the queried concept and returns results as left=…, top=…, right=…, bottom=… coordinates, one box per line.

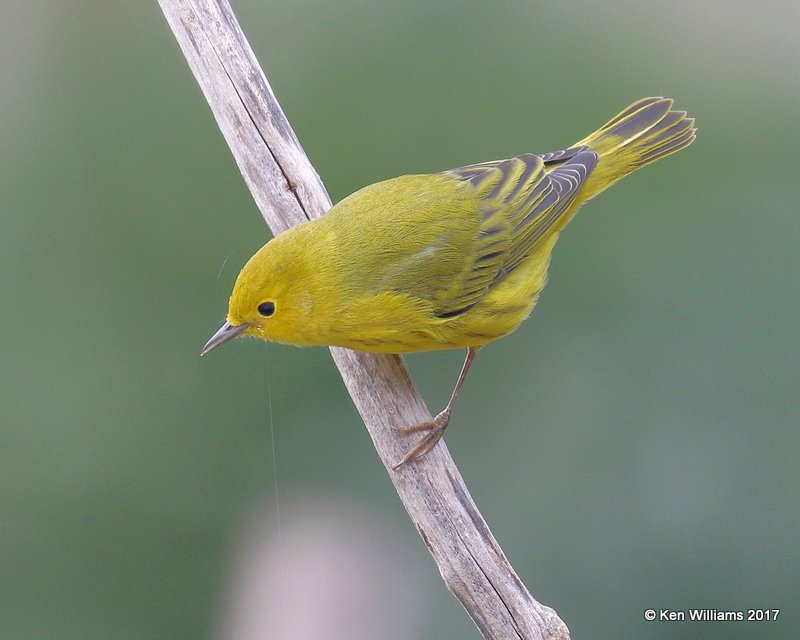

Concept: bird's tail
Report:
left=574, top=97, right=696, bottom=202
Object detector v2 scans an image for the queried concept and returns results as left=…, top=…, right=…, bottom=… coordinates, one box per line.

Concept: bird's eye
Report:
left=257, top=301, right=276, bottom=317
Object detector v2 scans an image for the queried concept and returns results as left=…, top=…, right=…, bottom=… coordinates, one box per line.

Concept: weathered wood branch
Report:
left=157, top=2, right=570, bottom=638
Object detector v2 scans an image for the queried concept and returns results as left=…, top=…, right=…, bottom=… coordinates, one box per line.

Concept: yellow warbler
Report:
left=203, top=97, right=695, bottom=466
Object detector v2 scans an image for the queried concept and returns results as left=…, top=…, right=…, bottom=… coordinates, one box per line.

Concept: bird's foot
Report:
left=392, top=410, right=451, bottom=469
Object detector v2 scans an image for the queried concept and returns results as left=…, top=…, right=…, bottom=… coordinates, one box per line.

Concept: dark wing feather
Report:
left=437, top=149, right=598, bottom=317
left=502, top=150, right=598, bottom=273
left=432, top=154, right=547, bottom=317
left=535, top=144, right=591, bottom=164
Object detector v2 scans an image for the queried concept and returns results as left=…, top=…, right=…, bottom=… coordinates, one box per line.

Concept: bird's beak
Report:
left=200, top=321, right=249, bottom=356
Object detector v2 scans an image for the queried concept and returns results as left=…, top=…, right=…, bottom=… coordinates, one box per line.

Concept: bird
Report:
left=202, top=97, right=696, bottom=467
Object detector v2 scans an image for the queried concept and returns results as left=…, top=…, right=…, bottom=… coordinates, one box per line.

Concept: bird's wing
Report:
left=371, top=150, right=598, bottom=319
left=426, top=154, right=548, bottom=318
left=434, top=149, right=598, bottom=317
left=369, top=189, right=515, bottom=319
left=501, top=149, right=598, bottom=274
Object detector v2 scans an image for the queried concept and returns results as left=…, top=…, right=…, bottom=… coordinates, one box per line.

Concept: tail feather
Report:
left=575, top=97, right=696, bottom=201
left=599, top=96, right=664, bottom=132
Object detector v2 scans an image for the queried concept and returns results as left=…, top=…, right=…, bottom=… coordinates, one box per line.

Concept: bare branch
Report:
left=157, top=1, right=570, bottom=638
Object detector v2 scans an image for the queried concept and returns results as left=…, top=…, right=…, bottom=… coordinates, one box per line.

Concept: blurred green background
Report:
left=2, top=1, right=798, bottom=638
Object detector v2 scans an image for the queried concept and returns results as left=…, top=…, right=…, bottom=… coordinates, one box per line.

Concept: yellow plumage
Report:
left=203, top=97, right=696, bottom=464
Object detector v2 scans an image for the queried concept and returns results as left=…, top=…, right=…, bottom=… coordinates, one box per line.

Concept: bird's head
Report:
left=201, top=232, right=314, bottom=355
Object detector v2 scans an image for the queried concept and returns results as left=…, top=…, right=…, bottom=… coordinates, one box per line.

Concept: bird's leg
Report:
left=393, top=347, right=478, bottom=468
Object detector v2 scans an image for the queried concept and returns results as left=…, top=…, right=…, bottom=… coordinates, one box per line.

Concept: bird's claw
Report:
left=392, top=411, right=451, bottom=469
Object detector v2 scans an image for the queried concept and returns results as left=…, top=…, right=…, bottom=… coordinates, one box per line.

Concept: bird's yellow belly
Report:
left=322, top=239, right=554, bottom=354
